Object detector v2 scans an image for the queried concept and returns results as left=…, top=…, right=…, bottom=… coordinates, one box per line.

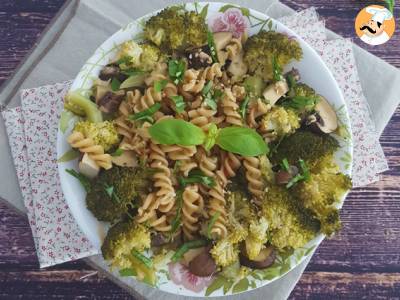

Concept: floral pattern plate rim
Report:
left=57, top=2, right=352, bottom=297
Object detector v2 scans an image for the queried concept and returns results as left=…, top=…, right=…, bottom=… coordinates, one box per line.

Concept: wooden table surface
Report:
left=0, top=0, right=399, bottom=299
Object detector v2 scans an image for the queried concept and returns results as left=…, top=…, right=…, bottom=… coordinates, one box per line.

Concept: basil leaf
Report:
left=168, top=59, right=185, bottom=84
left=216, top=127, right=268, bottom=156
left=111, top=78, right=121, bottom=91
left=207, top=212, right=220, bottom=239
left=154, top=79, right=168, bottom=93
left=57, top=149, right=80, bottom=162
left=128, top=103, right=161, bottom=122
left=119, top=268, right=137, bottom=277
left=203, top=123, right=219, bottom=151
left=65, top=169, right=91, bottom=192
left=207, top=31, right=218, bottom=63
left=131, top=249, right=153, bottom=269
left=170, top=95, right=186, bottom=113
left=169, top=190, right=183, bottom=236
left=239, top=96, right=250, bottom=119
left=202, top=80, right=213, bottom=96
left=148, top=119, right=205, bottom=146
left=111, top=148, right=124, bottom=157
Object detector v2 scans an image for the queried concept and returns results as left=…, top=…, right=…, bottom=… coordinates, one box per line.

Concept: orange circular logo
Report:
left=355, top=5, right=395, bottom=45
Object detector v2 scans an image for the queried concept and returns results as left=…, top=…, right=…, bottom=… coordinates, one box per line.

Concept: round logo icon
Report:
left=355, top=5, right=395, bottom=46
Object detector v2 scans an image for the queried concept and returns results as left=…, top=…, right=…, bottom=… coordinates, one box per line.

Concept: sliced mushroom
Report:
left=262, top=79, right=289, bottom=106
left=111, top=150, right=137, bottom=168
left=99, top=64, right=126, bottom=82
left=188, top=248, right=217, bottom=277
left=186, top=45, right=213, bottom=69
left=97, top=91, right=125, bottom=114
left=239, top=245, right=276, bottom=269
left=79, top=153, right=99, bottom=179
left=227, top=52, right=248, bottom=81
left=151, top=233, right=169, bottom=247
left=306, top=95, right=338, bottom=134
left=93, top=79, right=111, bottom=103
left=182, top=247, right=205, bottom=267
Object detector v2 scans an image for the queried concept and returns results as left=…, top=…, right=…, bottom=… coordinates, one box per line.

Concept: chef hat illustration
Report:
left=366, top=6, right=393, bottom=24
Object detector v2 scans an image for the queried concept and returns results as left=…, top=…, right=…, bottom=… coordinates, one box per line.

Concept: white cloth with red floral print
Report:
left=0, top=5, right=388, bottom=299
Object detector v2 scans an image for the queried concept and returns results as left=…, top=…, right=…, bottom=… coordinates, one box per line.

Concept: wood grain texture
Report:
left=0, top=0, right=399, bottom=299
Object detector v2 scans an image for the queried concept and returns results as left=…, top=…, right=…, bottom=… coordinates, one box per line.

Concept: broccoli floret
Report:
left=210, top=227, right=248, bottom=267
left=260, top=106, right=300, bottom=141
left=271, top=130, right=339, bottom=170
left=244, top=31, right=303, bottom=81
left=293, top=171, right=351, bottom=236
left=73, top=120, right=119, bottom=152
left=117, top=41, right=162, bottom=72
left=144, top=6, right=207, bottom=53
left=102, top=220, right=151, bottom=262
left=262, top=185, right=320, bottom=250
left=86, top=166, right=151, bottom=222
left=101, top=220, right=156, bottom=285
left=245, top=217, right=269, bottom=260
left=290, top=83, right=316, bottom=98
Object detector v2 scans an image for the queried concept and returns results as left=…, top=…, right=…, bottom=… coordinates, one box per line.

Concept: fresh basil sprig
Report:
left=216, top=127, right=269, bottom=156
left=128, top=103, right=161, bottom=123
left=168, top=59, right=185, bottom=84
left=148, top=119, right=268, bottom=157
left=65, top=169, right=91, bottom=192
left=170, top=95, right=186, bottom=113
left=178, top=169, right=215, bottom=188
left=148, top=119, right=206, bottom=146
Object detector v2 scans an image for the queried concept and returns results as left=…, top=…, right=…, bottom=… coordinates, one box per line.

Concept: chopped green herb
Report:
left=102, top=183, right=121, bottom=203
left=204, top=95, right=218, bottom=110
left=299, top=159, right=310, bottom=181
left=168, top=59, right=186, bottom=85
left=131, top=249, right=153, bottom=269
left=119, top=268, right=137, bottom=277
left=178, top=169, right=215, bottom=188
left=239, top=95, right=250, bottom=119
left=169, top=190, right=183, bottom=236
left=111, top=148, right=124, bottom=157
left=172, top=239, right=208, bottom=262
left=207, top=31, right=218, bottom=63
left=272, top=55, right=282, bottom=82
left=121, top=68, right=145, bottom=77
left=65, top=169, right=91, bottom=192
left=286, top=173, right=304, bottom=188
left=202, top=81, right=213, bottom=96
left=111, top=78, right=121, bottom=91
left=207, top=212, right=221, bottom=239
left=154, top=79, right=168, bottom=93
left=280, top=158, right=290, bottom=171
left=170, top=95, right=186, bottom=113
left=128, top=103, right=161, bottom=122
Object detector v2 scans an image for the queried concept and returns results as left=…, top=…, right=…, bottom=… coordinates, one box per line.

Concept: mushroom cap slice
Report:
left=307, top=95, right=338, bottom=134
left=262, top=79, right=289, bottom=106
left=79, top=153, right=100, bottom=179
left=111, top=150, right=137, bottom=168
left=213, top=32, right=233, bottom=51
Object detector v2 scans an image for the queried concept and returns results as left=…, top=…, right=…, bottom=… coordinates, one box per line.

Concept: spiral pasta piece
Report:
left=149, top=142, right=175, bottom=213
left=208, top=170, right=228, bottom=239
left=182, top=69, right=205, bottom=93
left=134, top=86, right=162, bottom=113
left=200, top=63, right=223, bottom=81
left=220, top=151, right=241, bottom=178
left=188, top=106, right=217, bottom=131
left=182, top=185, right=204, bottom=240
left=161, top=145, right=196, bottom=161
left=144, top=62, right=168, bottom=86
left=221, top=88, right=243, bottom=126
left=179, top=159, right=198, bottom=177
left=136, top=193, right=171, bottom=232
left=67, top=131, right=112, bottom=169
left=247, top=99, right=271, bottom=128
left=243, top=156, right=265, bottom=198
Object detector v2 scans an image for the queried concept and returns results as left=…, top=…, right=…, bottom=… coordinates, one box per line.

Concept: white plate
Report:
left=57, top=2, right=352, bottom=297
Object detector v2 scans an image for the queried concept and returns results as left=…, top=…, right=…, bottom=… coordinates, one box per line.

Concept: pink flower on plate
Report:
left=168, top=262, right=214, bottom=293
left=209, top=8, right=249, bottom=38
